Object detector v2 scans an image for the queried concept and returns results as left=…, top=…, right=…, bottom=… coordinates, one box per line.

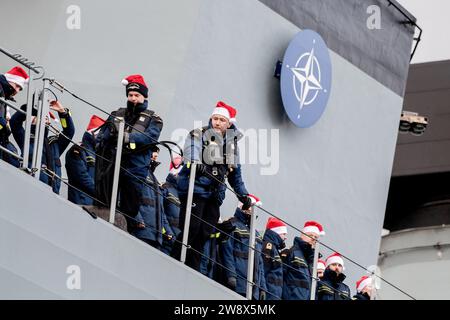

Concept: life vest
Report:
left=189, top=125, right=241, bottom=182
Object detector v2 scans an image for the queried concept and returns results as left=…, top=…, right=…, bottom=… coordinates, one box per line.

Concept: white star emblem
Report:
left=289, top=44, right=324, bottom=115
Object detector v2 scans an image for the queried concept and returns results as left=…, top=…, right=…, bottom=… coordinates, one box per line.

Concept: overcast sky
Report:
left=397, top=0, right=450, bottom=63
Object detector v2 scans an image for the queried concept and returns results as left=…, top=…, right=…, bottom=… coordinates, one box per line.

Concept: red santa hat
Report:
left=86, top=115, right=106, bottom=132
left=121, top=74, right=148, bottom=98
left=356, top=275, right=373, bottom=293
left=169, top=155, right=183, bottom=175
left=303, top=220, right=325, bottom=236
left=211, top=101, right=237, bottom=123
left=317, top=259, right=326, bottom=271
left=5, top=66, right=29, bottom=90
left=326, top=252, right=345, bottom=270
left=266, top=217, right=288, bottom=236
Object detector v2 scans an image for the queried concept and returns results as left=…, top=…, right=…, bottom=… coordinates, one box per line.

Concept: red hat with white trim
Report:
left=211, top=101, right=237, bottom=123
left=5, top=66, right=29, bottom=89
left=317, top=259, right=326, bottom=271
left=356, top=275, right=373, bottom=293
left=266, top=217, right=288, bottom=236
left=303, top=221, right=325, bottom=236
left=326, top=252, right=345, bottom=270
left=121, top=74, right=148, bottom=98
left=86, top=115, right=106, bottom=132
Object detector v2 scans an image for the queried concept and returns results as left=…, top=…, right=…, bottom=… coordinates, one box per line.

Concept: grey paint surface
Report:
left=0, top=160, right=244, bottom=300
left=258, top=0, right=416, bottom=96
left=0, top=0, right=413, bottom=298
left=392, top=60, right=450, bottom=176
left=378, top=226, right=450, bottom=299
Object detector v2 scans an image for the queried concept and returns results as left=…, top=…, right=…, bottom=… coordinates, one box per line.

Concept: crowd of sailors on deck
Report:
left=0, top=66, right=375, bottom=300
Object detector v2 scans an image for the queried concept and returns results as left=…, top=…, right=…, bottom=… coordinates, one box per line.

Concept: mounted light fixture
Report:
left=399, top=111, right=428, bottom=136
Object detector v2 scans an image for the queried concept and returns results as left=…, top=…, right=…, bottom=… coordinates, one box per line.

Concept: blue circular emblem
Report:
left=280, top=30, right=332, bottom=128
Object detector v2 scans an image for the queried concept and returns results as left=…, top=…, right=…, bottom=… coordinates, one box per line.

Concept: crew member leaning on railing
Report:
left=65, top=115, right=105, bottom=205
left=10, top=100, right=75, bottom=194
left=0, top=66, right=28, bottom=167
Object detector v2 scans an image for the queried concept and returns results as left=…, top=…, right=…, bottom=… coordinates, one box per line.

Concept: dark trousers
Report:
left=118, top=173, right=143, bottom=232
left=172, top=195, right=220, bottom=271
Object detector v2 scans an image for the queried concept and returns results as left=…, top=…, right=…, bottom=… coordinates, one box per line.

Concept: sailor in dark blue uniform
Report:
left=173, top=101, right=253, bottom=271
left=160, top=155, right=183, bottom=255
left=262, top=217, right=288, bottom=300
left=0, top=66, right=29, bottom=166
left=282, top=221, right=325, bottom=300
left=317, top=252, right=351, bottom=300
left=353, top=275, right=374, bottom=300
left=95, top=74, right=163, bottom=225
left=220, top=195, right=267, bottom=300
left=66, top=115, right=105, bottom=205
left=10, top=100, right=75, bottom=194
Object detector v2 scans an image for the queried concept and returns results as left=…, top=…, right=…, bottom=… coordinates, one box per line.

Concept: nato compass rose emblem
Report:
left=280, top=30, right=332, bottom=128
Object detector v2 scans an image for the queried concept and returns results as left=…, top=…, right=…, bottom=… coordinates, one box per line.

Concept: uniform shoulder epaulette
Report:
left=70, top=144, right=83, bottom=156
left=145, top=109, right=162, bottom=122
left=48, top=136, right=59, bottom=145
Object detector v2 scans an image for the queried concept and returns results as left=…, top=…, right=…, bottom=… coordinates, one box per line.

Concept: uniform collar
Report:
left=263, top=229, right=285, bottom=248
left=323, top=267, right=346, bottom=284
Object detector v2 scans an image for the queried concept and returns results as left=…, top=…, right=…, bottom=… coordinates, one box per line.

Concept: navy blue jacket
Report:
left=162, top=173, right=181, bottom=237
left=97, top=101, right=163, bottom=179
left=262, top=229, right=286, bottom=300
left=0, top=75, right=13, bottom=137
left=10, top=108, right=75, bottom=194
left=65, top=131, right=96, bottom=205
left=220, top=208, right=267, bottom=300
left=0, top=75, right=18, bottom=166
left=159, top=173, right=181, bottom=255
left=177, top=121, right=248, bottom=205
left=131, top=170, right=175, bottom=245
left=199, top=231, right=221, bottom=279
left=282, top=237, right=315, bottom=300
left=316, top=268, right=351, bottom=300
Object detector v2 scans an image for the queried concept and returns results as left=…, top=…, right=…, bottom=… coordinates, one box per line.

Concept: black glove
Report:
left=149, top=160, right=161, bottom=173
left=166, top=234, right=176, bottom=245
left=238, top=195, right=252, bottom=211
left=227, top=276, right=237, bottom=290
left=259, top=291, right=266, bottom=300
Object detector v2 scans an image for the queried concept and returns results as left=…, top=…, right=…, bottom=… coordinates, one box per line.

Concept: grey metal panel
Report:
left=380, top=225, right=450, bottom=253
left=378, top=226, right=450, bottom=299
left=0, top=161, right=244, bottom=300
left=394, top=140, right=450, bottom=175
left=258, top=0, right=416, bottom=96
left=392, top=60, right=450, bottom=176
